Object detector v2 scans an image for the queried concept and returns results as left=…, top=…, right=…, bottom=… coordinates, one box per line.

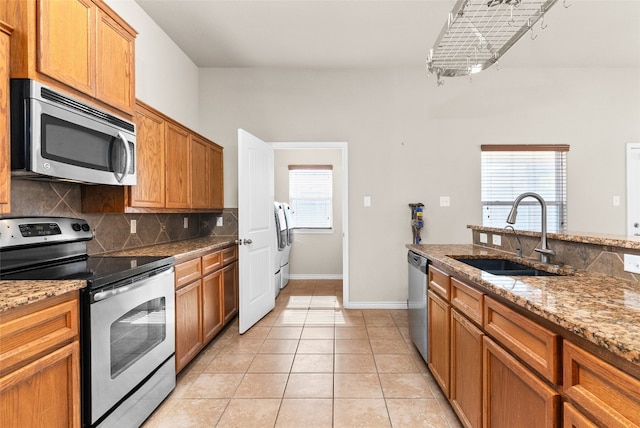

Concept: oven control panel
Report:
left=0, top=217, right=93, bottom=249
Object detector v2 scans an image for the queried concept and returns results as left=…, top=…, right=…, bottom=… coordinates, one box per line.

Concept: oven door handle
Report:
left=93, top=286, right=131, bottom=302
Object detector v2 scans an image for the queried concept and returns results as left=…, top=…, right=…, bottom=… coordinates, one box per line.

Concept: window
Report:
left=481, top=145, right=569, bottom=233
left=288, top=165, right=333, bottom=229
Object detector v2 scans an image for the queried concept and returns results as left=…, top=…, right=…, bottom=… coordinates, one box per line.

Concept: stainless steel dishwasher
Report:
left=408, top=251, right=428, bottom=362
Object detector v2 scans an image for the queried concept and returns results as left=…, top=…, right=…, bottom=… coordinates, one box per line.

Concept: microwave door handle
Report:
left=114, top=131, right=130, bottom=183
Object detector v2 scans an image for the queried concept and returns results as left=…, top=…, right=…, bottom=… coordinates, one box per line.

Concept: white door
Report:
left=238, top=129, right=275, bottom=333
left=627, top=143, right=640, bottom=236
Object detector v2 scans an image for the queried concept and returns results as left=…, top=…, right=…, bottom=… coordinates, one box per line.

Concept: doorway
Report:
left=272, top=142, right=350, bottom=308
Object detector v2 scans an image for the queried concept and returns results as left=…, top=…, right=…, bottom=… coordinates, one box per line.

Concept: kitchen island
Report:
left=409, top=242, right=640, bottom=427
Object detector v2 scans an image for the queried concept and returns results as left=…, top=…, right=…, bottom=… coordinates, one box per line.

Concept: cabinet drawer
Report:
left=563, top=340, right=640, bottom=427
left=0, top=297, right=78, bottom=374
left=175, top=258, right=202, bottom=288
left=451, top=278, right=484, bottom=325
left=563, top=403, right=598, bottom=428
left=484, top=296, right=560, bottom=385
left=202, top=251, right=223, bottom=275
left=429, top=265, right=451, bottom=300
left=222, top=246, right=237, bottom=265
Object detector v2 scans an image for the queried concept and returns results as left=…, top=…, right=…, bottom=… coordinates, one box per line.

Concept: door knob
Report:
left=243, top=239, right=253, bottom=245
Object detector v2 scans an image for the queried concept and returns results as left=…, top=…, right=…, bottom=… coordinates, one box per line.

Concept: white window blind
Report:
left=288, top=165, right=333, bottom=229
left=481, top=145, right=569, bottom=233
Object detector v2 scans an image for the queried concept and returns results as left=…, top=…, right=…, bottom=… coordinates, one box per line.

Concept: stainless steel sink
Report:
left=453, top=257, right=559, bottom=277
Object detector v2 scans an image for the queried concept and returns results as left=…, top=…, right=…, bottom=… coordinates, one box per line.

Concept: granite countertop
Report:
left=0, top=280, right=87, bottom=313
left=408, top=243, right=640, bottom=370
left=106, top=236, right=237, bottom=263
left=0, top=236, right=237, bottom=314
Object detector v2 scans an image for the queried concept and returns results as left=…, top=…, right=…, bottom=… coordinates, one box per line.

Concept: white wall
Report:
left=105, top=0, right=200, bottom=130
left=197, top=67, right=640, bottom=304
left=103, top=1, right=640, bottom=305
left=274, top=149, right=343, bottom=277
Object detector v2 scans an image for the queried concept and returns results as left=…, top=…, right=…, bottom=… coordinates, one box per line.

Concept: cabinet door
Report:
left=483, top=336, right=560, bottom=428
left=95, top=9, right=135, bottom=114
left=222, top=262, right=238, bottom=323
left=0, top=341, right=80, bottom=428
left=130, top=104, right=165, bottom=207
left=165, top=122, right=191, bottom=209
left=175, top=280, right=202, bottom=372
left=208, top=144, right=224, bottom=210
left=38, top=0, right=95, bottom=95
left=0, top=23, right=10, bottom=214
left=190, top=135, right=209, bottom=209
left=202, top=271, right=223, bottom=343
left=450, top=309, right=483, bottom=428
left=428, top=290, right=450, bottom=397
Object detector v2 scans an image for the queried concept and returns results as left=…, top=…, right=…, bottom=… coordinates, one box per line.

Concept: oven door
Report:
left=29, top=95, right=136, bottom=185
left=89, top=267, right=175, bottom=425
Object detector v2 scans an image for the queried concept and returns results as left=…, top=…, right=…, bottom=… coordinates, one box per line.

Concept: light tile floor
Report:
left=143, top=280, right=462, bottom=427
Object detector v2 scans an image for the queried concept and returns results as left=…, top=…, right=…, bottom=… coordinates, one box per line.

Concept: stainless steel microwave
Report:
left=10, top=79, right=136, bottom=186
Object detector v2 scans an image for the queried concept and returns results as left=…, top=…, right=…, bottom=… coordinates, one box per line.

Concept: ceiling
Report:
left=134, top=0, right=640, bottom=70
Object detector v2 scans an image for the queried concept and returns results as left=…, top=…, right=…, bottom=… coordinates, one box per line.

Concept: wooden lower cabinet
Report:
left=175, top=279, right=203, bottom=372
left=222, top=261, right=238, bottom=323
left=563, top=403, right=598, bottom=428
left=174, top=246, right=239, bottom=373
left=428, top=289, right=451, bottom=397
left=483, top=336, right=560, bottom=428
left=0, top=292, right=81, bottom=427
left=0, top=342, right=80, bottom=428
left=563, top=340, right=640, bottom=427
left=202, top=271, right=223, bottom=343
left=450, top=308, right=484, bottom=428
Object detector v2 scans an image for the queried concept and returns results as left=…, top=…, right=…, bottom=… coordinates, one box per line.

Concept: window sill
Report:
left=293, top=228, right=334, bottom=235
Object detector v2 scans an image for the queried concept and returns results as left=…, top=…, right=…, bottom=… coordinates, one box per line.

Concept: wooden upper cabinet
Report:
left=81, top=100, right=224, bottom=213
left=129, top=103, right=165, bottom=208
left=165, top=122, right=191, bottom=209
left=38, top=0, right=95, bottom=95
left=191, top=135, right=209, bottom=209
left=0, top=22, right=11, bottom=215
left=95, top=9, right=135, bottom=114
left=6, top=0, right=136, bottom=116
left=209, top=143, right=224, bottom=210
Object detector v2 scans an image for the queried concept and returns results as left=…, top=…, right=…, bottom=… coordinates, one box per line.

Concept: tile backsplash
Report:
left=4, top=179, right=237, bottom=255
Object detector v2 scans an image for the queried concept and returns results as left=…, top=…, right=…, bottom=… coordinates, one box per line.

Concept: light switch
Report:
left=440, top=196, right=450, bottom=207
left=613, top=195, right=621, bottom=206
left=130, top=219, right=136, bottom=234
left=364, top=196, right=371, bottom=207
left=492, top=234, right=501, bottom=246
left=479, top=233, right=488, bottom=244
left=183, top=217, right=189, bottom=228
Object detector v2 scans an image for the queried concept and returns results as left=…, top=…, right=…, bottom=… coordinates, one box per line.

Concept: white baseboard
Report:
left=343, top=301, right=409, bottom=310
left=289, top=274, right=343, bottom=280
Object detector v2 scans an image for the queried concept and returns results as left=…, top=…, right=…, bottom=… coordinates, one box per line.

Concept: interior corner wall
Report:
left=104, top=0, right=201, bottom=131
left=197, top=66, right=640, bottom=304
left=274, top=149, right=343, bottom=277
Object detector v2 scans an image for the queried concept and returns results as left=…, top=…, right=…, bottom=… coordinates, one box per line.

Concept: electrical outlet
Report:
left=492, top=234, right=502, bottom=246
left=440, top=196, right=450, bottom=207
left=479, top=233, right=488, bottom=244
left=130, top=219, right=136, bottom=234
left=624, top=254, right=640, bottom=274
left=216, top=217, right=223, bottom=227
left=183, top=217, right=188, bottom=229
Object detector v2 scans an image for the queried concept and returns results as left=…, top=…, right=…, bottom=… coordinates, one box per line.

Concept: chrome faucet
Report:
left=506, top=192, right=555, bottom=263
left=503, top=225, right=523, bottom=258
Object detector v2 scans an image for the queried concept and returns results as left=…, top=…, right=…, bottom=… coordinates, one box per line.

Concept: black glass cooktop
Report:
left=0, top=255, right=174, bottom=290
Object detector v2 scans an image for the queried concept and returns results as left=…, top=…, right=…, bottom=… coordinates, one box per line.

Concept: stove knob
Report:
left=72, top=223, right=81, bottom=232
left=81, top=224, right=90, bottom=232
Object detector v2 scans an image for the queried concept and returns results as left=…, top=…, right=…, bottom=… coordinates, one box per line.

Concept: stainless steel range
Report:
left=0, top=217, right=176, bottom=427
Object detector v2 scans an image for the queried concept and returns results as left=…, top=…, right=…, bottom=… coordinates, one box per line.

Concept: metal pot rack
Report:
left=427, top=0, right=565, bottom=85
